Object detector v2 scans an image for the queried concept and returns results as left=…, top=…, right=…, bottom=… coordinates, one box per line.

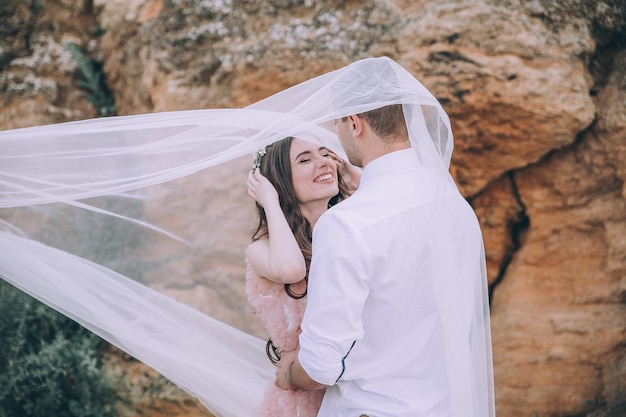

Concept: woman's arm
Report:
left=246, top=170, right=306, bottom=284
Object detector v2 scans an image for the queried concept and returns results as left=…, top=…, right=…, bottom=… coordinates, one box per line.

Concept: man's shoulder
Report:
left=318, top=184, right=396, bottom=231
left=315, top=197, right=363, bottom=235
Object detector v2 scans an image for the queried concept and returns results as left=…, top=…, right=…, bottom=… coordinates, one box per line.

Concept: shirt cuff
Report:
left=298, top=332, right=349, bottom=386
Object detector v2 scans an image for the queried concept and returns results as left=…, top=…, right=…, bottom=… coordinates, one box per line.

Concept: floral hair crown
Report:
left=252, top=146, right=267, bottom=171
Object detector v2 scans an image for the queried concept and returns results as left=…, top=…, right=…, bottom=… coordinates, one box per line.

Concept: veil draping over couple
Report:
left=0, top=57, right=494, bottom=417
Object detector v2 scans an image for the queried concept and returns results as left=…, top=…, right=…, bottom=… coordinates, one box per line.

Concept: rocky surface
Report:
left=1, top=0, right=625, bottom=416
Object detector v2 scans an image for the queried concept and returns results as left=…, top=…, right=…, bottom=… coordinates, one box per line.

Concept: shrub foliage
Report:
left=0, top=280, right=118, bottom=417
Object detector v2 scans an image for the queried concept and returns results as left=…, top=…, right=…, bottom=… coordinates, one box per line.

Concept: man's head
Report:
left=357, top=104, right=409, bottom=143
left=335, top=104, right=410, bottom=167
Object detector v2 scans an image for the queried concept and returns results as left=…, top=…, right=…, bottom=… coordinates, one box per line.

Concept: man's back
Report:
left=300, top=149, right=487, bottom=416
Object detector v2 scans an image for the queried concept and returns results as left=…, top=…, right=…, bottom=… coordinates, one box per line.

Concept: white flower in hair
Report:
left=252, top=146, right=267, bottom=171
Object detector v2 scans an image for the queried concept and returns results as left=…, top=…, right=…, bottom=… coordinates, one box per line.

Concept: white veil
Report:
left=0, top=57, right=494, bottom=417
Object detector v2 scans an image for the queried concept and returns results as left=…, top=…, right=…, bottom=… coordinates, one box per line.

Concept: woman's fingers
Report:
left=248, top=169, right=279, bottom=208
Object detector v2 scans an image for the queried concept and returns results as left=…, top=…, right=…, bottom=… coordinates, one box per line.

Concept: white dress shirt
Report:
left=298, top=148, right=486, bottom=417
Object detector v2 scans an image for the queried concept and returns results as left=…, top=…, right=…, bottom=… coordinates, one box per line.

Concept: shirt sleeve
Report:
left=298, top=209, right=371, bottom=386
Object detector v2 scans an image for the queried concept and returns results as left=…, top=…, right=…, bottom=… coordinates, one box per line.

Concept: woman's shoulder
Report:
left=245, top=237, right=280, bottom=297
left=245, top=236, right=269, bottom=256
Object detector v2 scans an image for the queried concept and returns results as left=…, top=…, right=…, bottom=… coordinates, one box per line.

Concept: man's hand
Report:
left=328, top=149, right=361, bottom=193
left=275, top=349, right=327, bottom=391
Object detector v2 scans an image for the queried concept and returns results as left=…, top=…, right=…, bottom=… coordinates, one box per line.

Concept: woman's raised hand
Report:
left=248, top=169, right=279, bottom=208
left=328, top=150, right=361, bottom=193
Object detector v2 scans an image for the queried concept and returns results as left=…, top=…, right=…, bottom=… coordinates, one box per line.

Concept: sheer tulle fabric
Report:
left=0, top=57, right=494, bottom=417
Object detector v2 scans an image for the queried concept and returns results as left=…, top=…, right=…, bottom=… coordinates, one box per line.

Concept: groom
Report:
left=275, top=97, right=493, bottom=415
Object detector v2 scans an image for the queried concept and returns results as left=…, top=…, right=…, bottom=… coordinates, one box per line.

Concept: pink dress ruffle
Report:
left=245, top=261, right=325, bottom=417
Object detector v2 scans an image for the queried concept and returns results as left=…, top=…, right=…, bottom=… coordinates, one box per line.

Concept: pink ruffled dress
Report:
left=245, top=261, right=325, bottom=417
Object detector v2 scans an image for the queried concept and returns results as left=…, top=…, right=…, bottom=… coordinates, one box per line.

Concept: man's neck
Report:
left=361, top=141, right=411, bottom=167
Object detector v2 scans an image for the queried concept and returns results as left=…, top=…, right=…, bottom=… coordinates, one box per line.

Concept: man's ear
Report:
left=347, top=114, right=364, bottom=137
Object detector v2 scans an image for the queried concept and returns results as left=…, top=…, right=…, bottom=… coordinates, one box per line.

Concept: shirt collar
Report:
left=359, top=148, right=419, bottom=186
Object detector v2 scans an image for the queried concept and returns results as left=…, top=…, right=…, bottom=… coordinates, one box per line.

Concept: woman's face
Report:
left=289, top=138, right=339, bottom=206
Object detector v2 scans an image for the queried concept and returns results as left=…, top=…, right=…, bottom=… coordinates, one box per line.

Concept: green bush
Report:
left=0, top=280, right=118, bottom=417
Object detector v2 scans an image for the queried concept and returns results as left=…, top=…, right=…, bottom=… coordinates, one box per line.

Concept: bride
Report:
left=0, top=57, right=494, bottom=417
left=245, top=136, right=359, bottom=416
